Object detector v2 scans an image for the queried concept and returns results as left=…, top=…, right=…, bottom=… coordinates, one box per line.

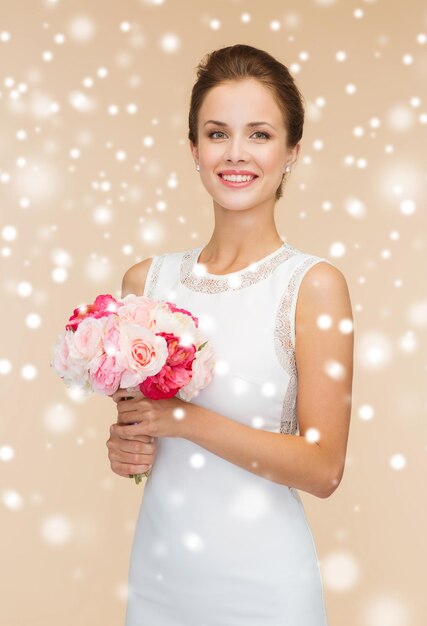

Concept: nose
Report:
left=225, top=134, right=248, bottom=163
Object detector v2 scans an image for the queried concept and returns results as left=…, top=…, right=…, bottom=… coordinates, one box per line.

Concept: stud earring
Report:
left=196, top=164, right=200, bottom=171
left=285, top=165, right=291, bottom=173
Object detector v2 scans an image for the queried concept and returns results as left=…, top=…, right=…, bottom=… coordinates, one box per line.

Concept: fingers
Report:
left=107, top=426, right=156, bottom=451
left=110, top=438, right=156, bottom=456
left=110, top=461, right=153, bottom=478
left=117, top=409, right=140, bottom=425
left=111, top=422, right=154, bottom=441
left=108, top=424, right=155, bottom=445
left=115, top=397, right=143, bottom=424
left=107, top=422, right=157, bottom=478
left=106, top=435, right=156, bottom=478
left=111, top=390, right=128, bottom=403
left=111, top=387, right=144, bottom=403
left=108, top=446, right=154, bottom=466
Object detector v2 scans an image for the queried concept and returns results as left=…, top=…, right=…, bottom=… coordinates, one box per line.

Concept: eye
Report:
left=208, top=131, right=226, bottom=139
left=252, top=131, right=270, bottom=139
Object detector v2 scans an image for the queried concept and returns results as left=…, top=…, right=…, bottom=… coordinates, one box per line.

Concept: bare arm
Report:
left=178, top=262, right=354, bottom=498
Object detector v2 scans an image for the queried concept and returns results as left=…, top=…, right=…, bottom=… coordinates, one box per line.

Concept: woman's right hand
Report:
left=106, top=388, right=158, bottom=478
left=106, top=424, right=158, bottom=478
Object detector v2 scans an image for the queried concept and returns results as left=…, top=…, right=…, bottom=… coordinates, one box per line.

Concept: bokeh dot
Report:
left=339, top=318, right=354, bottom=334
left=68, top=15, right=96, bottom=42
left=390, top=453, right=406, bottom=470
left=317, top=314, right=333, bottom=329
left=160, top=33, right=180, bottom=53
left=21, top=364, right=37, bottom=380
left=41, top=514, right=73, bottom=545
left=2, top=489, right=24, bottom=511
left=52, top=267, right=68, bottom=283
left=189, top=453, right=206, bottom=469
left=182, top=531, right=204, bottom=552
left=43, top=403, right=75, bottom=434
left=0, top=445, right=15, bottom=461
left=26, top=313, right=42, bottom=328
left=51, top=248, right=72, bottom=267
left=363, top=594, right=410, bottom=626
left=261, top=382, right=276, bottom=398
left=329, top=241, right=346, bottom=258
left=305, top=428, right=320, bottom=443
left=322, top=551, right=360, bottom=591
left=0, top=359, right=12, bottom=375
left=2, top=225, right=17, bottom=241
left=358, top=405, right=374, bottom=421
left=400, top=199, right=415, bottom=215
left=325, top=359, right=345, bottom=380
left=93, top=205, right=112, bottom=225
left=143, top=136, right=154, bottom=147
left=17, top=281, right=33, bottom=297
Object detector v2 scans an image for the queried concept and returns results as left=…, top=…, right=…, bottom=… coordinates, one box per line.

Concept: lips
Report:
left=217, top=171, right=259, bottom=188
left=218, top=170, right=258, bottom=177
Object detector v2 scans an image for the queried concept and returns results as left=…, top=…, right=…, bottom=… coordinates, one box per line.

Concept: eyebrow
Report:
left=203, top=120, right=277, bottom=131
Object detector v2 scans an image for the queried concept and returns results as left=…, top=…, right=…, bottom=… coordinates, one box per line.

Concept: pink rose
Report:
left=66, top=294, right=122, bottom=331
left=117, top=295, right=155, bottom=329
left=119, top=323, right=168, bottom=388
left=139, top=332, right=196, bottom=399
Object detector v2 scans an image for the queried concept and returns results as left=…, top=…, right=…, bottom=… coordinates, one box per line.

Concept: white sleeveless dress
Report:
left=125, top=242, right=333, bottom=626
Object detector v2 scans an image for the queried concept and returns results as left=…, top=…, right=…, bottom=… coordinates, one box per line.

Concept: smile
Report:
left=218, top=173, right=258, bottom=188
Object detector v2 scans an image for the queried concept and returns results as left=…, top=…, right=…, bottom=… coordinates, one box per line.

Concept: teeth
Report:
left=222, top=174, right=255, bottom=182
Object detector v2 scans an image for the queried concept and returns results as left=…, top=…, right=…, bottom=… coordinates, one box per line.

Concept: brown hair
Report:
left=188, top=44, right=305, bottom=201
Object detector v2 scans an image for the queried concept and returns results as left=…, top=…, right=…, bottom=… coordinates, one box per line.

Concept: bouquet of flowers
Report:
left=50, top=293, right=215, bottom=482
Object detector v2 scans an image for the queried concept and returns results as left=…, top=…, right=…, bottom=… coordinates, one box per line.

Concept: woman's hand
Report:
left=106, top=387, right=191, bottom=478
left=106, top=388, right=158, bottom=479
left=111, top=388, right=191, bottom=439
left=106, top=425, right=156, bottom=479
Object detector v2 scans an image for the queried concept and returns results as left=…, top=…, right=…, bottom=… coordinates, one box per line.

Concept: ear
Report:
left=290, top=142, right=301, bottom=165
left=189, top=139, right=199, bottom=162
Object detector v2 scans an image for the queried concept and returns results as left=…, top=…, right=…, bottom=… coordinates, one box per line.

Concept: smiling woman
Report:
left=192, top=79, right=294, bottom=206
left=188, top=44, right=305, bottom=202
left=109, top=43, right=354, bottom=626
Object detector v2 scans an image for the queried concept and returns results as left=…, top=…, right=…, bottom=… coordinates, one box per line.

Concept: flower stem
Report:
left=131, top=470, right=150, bottom=485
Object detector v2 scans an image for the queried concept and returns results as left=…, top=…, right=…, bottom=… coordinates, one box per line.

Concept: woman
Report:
left=107, top=44, right=354, bottom=625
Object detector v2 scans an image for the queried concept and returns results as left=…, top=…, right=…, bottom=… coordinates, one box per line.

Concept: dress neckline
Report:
left=191, top=242, right=288, bottom=279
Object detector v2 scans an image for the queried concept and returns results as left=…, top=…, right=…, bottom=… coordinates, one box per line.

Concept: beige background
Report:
left=1, top=0, right=426, bottom=624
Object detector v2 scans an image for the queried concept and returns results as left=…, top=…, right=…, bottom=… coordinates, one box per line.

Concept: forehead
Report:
left=198, top=79, right=283, bottom=124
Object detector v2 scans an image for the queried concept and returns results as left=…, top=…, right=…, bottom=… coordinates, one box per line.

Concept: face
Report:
left=190, top=78, right=299, bottom=211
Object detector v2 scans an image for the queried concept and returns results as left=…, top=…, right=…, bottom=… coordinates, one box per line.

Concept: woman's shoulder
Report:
left=121, top=247, right=194, bottom=297
left=284, top=242, right=346, bottom=298
left=121, top=257, right=156, bottom=297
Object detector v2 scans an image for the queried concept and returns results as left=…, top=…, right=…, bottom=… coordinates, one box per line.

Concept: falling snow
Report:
left=1, top=1, right=426, bottom=625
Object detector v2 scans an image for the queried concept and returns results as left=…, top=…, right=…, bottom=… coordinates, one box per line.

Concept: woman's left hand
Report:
left=111, top=388, right=191, bottom=439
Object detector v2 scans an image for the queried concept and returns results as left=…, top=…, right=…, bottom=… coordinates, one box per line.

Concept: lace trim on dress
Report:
left=144, top=255, right=164, bottom=299
left=274, top=256, right=327, bottom=436
left=180, top=243, right=300, bottom=293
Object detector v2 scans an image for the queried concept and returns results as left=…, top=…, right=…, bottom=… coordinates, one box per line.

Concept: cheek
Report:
left=263, top=149, right=285, bottom=172
left=199, top=144, right=222, bottom=164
